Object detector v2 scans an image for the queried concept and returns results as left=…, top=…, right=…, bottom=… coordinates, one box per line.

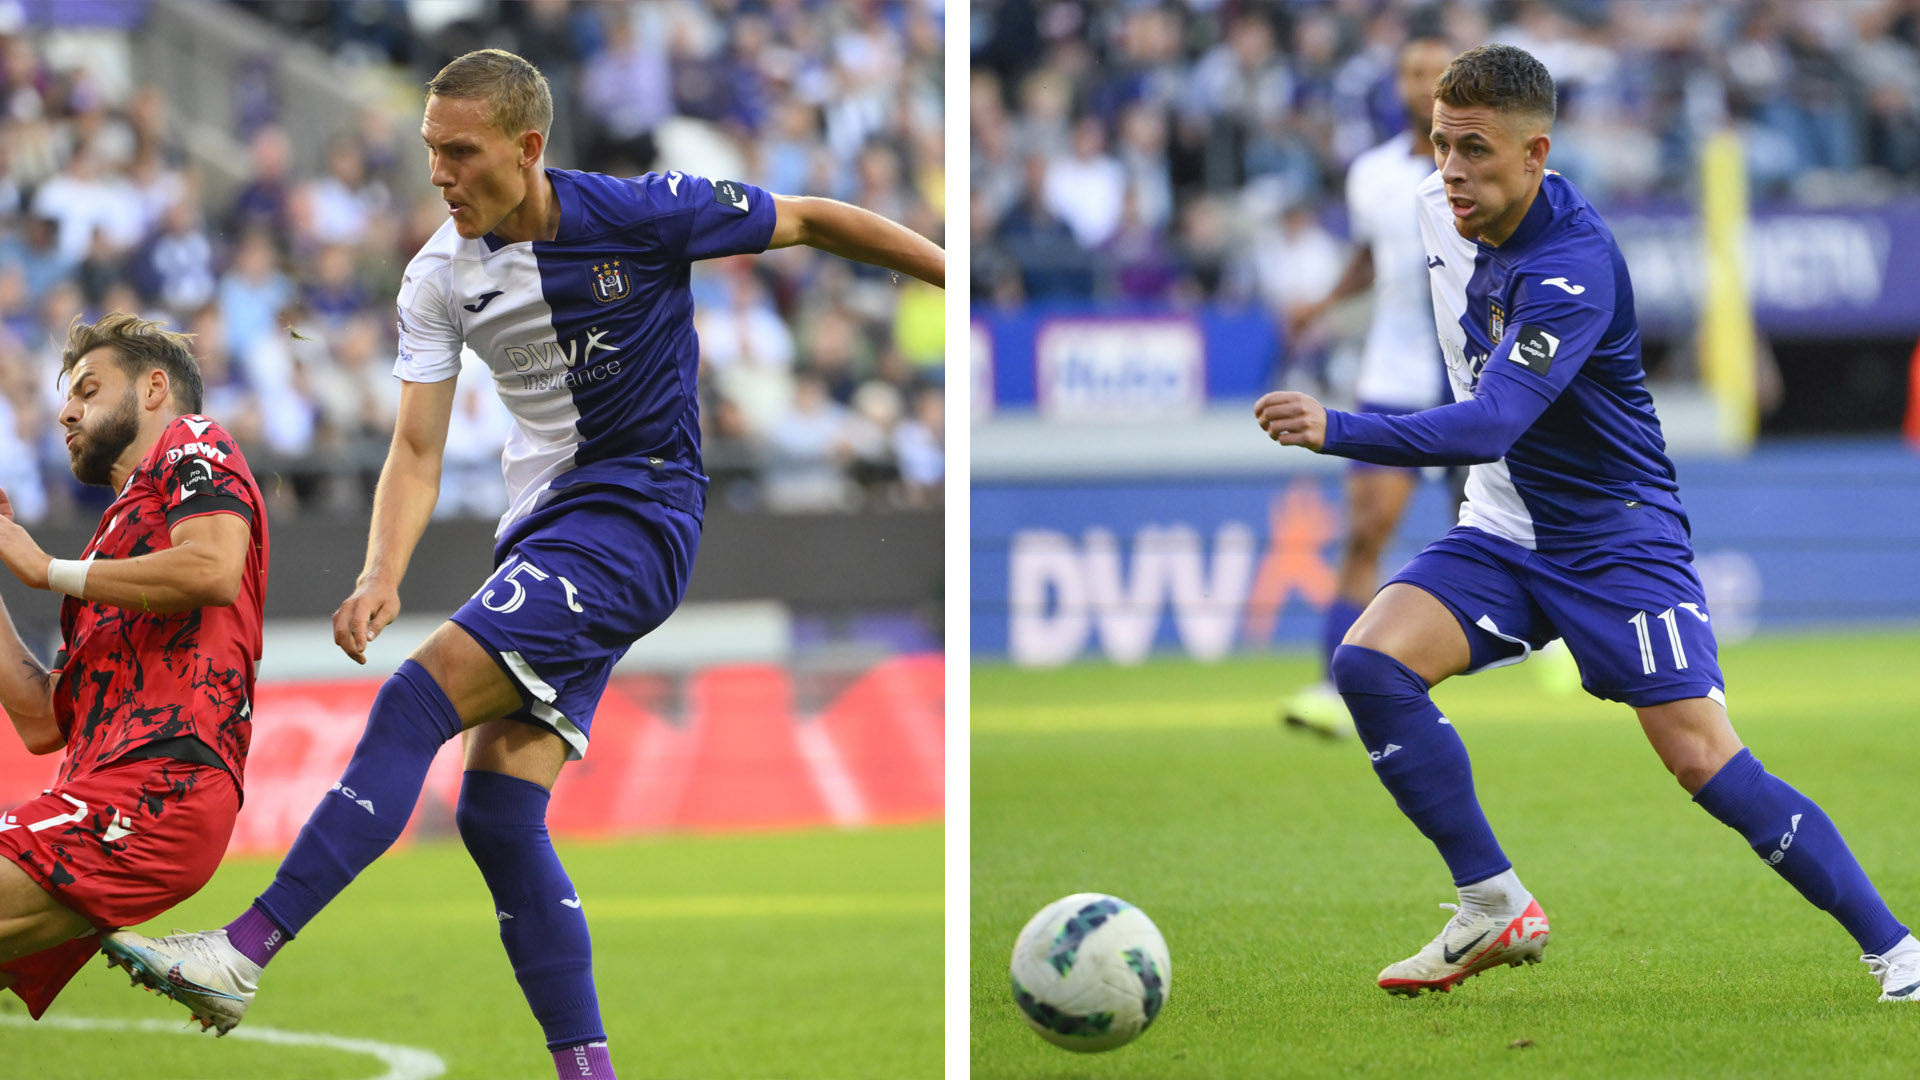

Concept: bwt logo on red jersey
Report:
left=164, top=441, right=229, bottom=466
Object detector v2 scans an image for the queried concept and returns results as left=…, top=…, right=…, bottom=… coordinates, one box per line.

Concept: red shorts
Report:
left=0, top=756, right=238, bottom=1018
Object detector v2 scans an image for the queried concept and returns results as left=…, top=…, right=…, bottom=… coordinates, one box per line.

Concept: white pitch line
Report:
left=0, top=1013, right=446, bottom=1080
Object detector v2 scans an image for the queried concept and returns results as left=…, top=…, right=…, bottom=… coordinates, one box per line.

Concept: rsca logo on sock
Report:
left=1369, top=743, right=1403, bottom=762
left=1767, top=813, right=1804, bottom=865
left=330, top=781, right=376, bottom=816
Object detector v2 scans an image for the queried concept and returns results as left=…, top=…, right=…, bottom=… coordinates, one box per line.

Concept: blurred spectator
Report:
left=31, top=143, right=139, bottom=264
left=129, top=197, right=216, bottom=313
left=579, top=9, right=672, bottom=174
left=185, top=305, right=261, bottom=451
left=301, top=135, right=388, bottom=249
left=216, top=228, right=294, bottom=393
left=304, top=243, right=370, bottom=329
left=973, top=0, right=1920, bottom=306
left=997, top=155, right=1092, bottom=301
left=764, top=371, right=853, bottom=512
left=845, top=379, right=903, bottom=494
left=700, top=263, right=798, bottom=437
left=894, top=383, right=943, bottom=506
left=1044, top=115, right=1128, bottom=249
left=230, top=125, right=293, bottom=238
left=1235, top=200, right=1346, bottom=333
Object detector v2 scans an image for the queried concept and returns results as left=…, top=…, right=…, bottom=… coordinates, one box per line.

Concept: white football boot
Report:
left=1864, top=934, right=1920, bottom=1002
left=1279, top=681, right=1356, bottom=739
left=102, top=928, right=260, bottom=1035
left=1377, top=898, right=1551, bottom=996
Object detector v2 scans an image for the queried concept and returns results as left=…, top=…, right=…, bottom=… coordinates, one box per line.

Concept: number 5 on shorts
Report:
left=476, top=557, right=586, bottom=615
left=479, top=558, right=548, bottom=614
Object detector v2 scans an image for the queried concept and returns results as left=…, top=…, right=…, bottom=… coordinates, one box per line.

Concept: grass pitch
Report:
left=973, top=631, right=1920, bottom=1078
left=5, top=824, right=941, bottom=1079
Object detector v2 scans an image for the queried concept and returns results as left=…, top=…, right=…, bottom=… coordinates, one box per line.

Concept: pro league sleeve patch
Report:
left=712, top=179, right=751, bottom=213
left=1507, top=324, right=1561, bottom=376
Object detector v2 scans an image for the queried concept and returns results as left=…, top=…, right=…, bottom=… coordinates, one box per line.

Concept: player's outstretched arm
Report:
left=0, top=500, right=249, bottom=616
left=1264, top=381, right=1551, bottom=468
left=766, top=195, right=944, bottom=288
left=0, top=542, right=59, bottom=755
left=334, top=377, right=457, bottom=664
left=0, top=612, right=58, bottom=754
left=64, top=514, right=250, bottom=614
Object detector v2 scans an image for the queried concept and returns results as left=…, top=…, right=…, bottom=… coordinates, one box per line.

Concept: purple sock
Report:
left=1332, top=644, right=1512, bottom=886
left=1695, top=749, right=1909, bottom=955
left=223, top=904, right=289, bottom=969
left=458, top=770, right=606, bottom=1052
left=551, top=1041, right=615, bottom=1080
left=253, top=660, right=464, bottom=937
left=1320, top=597, right=1365, bottom=680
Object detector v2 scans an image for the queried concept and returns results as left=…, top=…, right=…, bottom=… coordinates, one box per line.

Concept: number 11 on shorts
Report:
left=1627, top=607, right=1690, bottom=675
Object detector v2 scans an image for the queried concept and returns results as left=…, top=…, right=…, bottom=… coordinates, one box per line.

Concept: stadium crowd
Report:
left=0, top=0, right=944, bottom=526
left=971, top=0, right=1920, bottom=308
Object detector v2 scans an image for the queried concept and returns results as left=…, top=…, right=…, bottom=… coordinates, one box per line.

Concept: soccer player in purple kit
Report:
left=1255, top=44, right=1918, bottom=1001
left=104, top=49, right=945, bottom=1077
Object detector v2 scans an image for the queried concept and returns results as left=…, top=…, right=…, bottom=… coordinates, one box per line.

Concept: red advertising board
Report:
left=0, top=655, right=944, bottom=854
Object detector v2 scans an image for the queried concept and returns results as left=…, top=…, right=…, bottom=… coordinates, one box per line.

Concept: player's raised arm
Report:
left=767, top=194, right=945, bottom=289
left=334, top=377, right=459, bottom=664
left=9, top=512, right=253, bottom=615
left=0, top=393, right=256, bottom=615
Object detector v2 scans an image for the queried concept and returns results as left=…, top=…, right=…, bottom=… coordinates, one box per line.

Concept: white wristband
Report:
left=46, top=558, right=90, bottom=598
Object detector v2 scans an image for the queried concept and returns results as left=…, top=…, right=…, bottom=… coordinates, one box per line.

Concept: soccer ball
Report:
left=1009, top=893, right=1171, bottom=1053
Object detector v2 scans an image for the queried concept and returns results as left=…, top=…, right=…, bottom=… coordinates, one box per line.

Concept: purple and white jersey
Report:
left=1321, top=169, right=1685, bottom=553
left=394, top=168, right=776, bottom=534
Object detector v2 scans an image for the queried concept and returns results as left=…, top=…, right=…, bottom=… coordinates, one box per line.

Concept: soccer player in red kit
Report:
left=0, top=312, right=268, bottom=1022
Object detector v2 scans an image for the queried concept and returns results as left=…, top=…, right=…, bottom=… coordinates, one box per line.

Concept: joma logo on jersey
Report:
left=590, top=260, right=630, bottom=303
left=503, top=328, right=620, bottom=374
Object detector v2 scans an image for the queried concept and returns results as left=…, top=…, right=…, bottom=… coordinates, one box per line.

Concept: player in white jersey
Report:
left=1279, top=35, right=1453, bottom=737
left=105, top=49, right=944, bottom=1078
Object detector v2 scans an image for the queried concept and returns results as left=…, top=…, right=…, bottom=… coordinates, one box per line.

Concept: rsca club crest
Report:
left=590, top=259, right=631, bottom=304
left=1489, top=299, right=1506, bottom=346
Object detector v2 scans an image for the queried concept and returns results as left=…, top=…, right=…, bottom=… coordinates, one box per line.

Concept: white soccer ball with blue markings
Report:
left=1010, top=893, right=1171, bottom=1052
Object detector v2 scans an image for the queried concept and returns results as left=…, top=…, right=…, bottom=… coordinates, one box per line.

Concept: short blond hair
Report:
left=427, top=48, right=553, bottom=140
left=61, top=311, right=203, bottom=413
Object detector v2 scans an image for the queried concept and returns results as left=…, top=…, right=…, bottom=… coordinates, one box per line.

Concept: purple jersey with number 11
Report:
left=394, top=167, right=776, bottom=533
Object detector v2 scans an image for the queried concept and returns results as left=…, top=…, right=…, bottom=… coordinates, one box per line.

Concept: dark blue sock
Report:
left=1320, top=598, right=1366, bottom=680
left=1331, top=644, right=1511, bottom=887
left=1693, top=749, right=1908, bottom=956
left=458, top=769, right=605, bottom=1052
left=255, top=660, right=464, bottom=938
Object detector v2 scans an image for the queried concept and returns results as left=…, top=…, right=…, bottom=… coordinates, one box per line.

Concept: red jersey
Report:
left=50, top=415, right=269, bottom=789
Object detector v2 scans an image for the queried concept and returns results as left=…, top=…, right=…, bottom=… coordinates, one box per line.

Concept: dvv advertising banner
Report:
left=973, top=445, right=1920, bottom=666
